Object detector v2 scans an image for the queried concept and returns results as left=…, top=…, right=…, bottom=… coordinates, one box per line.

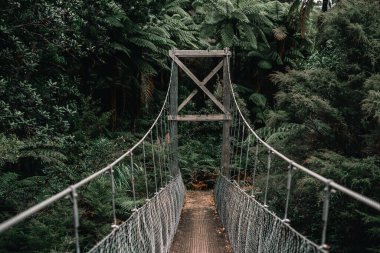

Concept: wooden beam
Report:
left=221, top=53, right=231, bottom=176
left=169, top=55, right=201, bottom=85
left=169, top=62, right=179, bottom=176
left=168, top=114, right=231, bottom=122
left=201, top=60, right=224, bottom=85
left=169, top=50, right=231, bottom=58
left=177, top=89, right=198, bottom=113
left=169, top=55, right=227, bottom=114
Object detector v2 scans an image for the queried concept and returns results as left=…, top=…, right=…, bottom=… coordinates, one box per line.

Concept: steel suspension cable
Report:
left=251, top=138, right=259, bottom=196
left=160, top=110, right=168, bottom=185
left=233, top=116, right=241, bottom=179
left=160, top=116, right=166, bottom=184
left=237, top=124, right=245, bottom=184
left=223, top=56, right=380, bottom=251
left=225, top=56, right=380, bottom=211
left=243, top=134, right=251, bottom=184
left=156, top=124, right=163, bottom=187
left=142, top=140, right=149, bottom=199
left=150, top=130, right=158, bottom=193
left=0, top=60, right=176, bottom=236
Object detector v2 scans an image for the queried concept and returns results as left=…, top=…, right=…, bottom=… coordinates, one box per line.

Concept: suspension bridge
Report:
left=0, top=49, right=379, bottom=253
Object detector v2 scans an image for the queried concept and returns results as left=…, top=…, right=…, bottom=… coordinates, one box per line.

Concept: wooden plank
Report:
left=169, top=63, right=179, bottom=176
left=169, top=50, right=231, bottom=58
left=221, top=54, right=231, bottom=176
left=168, top=114, right=231, bottom=121
left=170, top=55, right=227, bottom=114
left=177, top=89, right=198, bottom=113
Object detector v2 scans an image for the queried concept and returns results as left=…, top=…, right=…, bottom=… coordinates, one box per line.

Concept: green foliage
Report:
left=362, top=75, right=380, bottom=124
left=196, top=0, right=273, bottom=50
left=256, top=1, right=380, bottom=252
left=0, top=0, right=201, bottom=251
left=0, top=0, right=379, bottom=252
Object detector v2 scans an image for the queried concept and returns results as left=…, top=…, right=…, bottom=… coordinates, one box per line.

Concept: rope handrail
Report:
left=226, top=59, right=380, bottom=212
left=0, top=60, right=175, bottom=234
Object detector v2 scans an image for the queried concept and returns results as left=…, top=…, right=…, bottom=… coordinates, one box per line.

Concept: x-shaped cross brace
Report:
left=169, top=53, right=227, bottom=114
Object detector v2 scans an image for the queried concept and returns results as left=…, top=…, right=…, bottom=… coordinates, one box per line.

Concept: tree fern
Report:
left=256, top=123, right=303, bottom=144
left=140, top=75, right=154, bottom=104
left=221, top=23, right=234, bottom=47
left=129, top=37, right=158, bottom=52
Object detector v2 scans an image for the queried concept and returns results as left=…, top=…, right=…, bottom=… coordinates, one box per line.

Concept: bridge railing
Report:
left=0, top=62, right=178, bottom=252
left=224, top=59, right=380, bottom=251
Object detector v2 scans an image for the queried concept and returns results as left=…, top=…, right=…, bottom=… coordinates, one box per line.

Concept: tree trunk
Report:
left=322, top=0, right=328, bottom=12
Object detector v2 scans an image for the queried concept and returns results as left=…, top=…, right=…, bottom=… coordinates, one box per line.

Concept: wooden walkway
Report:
left=170, top=191, right=231, bottom=253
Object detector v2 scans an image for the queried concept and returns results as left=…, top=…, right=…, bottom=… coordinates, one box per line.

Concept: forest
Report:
left=0, top=0, right=379, bottom=252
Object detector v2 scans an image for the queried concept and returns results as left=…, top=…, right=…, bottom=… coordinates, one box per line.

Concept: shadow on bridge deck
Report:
left=170, top=191, right=232, bottom=253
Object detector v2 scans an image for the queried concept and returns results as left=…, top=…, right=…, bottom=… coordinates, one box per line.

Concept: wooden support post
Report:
left=170, top=60, right=179, bottom=176
left=221, top=49, right=231, bottom=176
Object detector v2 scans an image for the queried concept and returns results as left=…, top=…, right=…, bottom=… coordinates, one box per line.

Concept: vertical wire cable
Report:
left=263, top=150, right=272, bottom=207
left=130, top=153, right=137, bottom=210
left=233, top=116, right=241, bottom=180
left=251, top=139, right=259, bottom=196
left=229, top=105, right=235, bottom=170
left=243, top=134, right=251, bottom=185
left=150, top=130, right=158, bottom=193
left=237, top=124, right=245, bottom=184
left=165, top=104, right=173, bottom=179
left=321, top=181, right=332, bottom=249
left=70, top=186, right=80, bottom=253
left=155, top=125, right=163, bottom=187
left=142, top=140, right=149, bottom=199
left=160, top=111, right=167, bottom=185
left=231, top=106, right=238, bottom=168
left=283, top=164, right=292, bottom=223
left=110, top=166, right=117, bottom=226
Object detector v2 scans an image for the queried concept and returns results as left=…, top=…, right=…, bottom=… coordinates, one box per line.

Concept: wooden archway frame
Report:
left=168, top=49, right=231, bottom=176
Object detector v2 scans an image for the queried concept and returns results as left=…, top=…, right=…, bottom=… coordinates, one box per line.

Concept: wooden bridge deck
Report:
left=170, top=191, right=232, bottom=253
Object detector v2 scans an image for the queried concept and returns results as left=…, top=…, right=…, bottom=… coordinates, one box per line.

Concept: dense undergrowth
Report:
left=0, top=0, right=379, bottom=252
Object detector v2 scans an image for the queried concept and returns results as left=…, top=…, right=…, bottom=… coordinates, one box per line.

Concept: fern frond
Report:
left=240, top=23, right=257, bottom=49
left=129, top=37, right=158, bottom=52
left=140, top=75, right=154, bottom=104
left=231, top=10, right=249, bottom=23
left=221, top=23, right=234, bottom=47
left=256, top=123, right=303, bottom=144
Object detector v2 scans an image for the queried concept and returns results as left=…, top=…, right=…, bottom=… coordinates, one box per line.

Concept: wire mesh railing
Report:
left=2, top=49, right=380, bottom=253
left=220, top=57, right=380, bottom=252
left=0, top=61, right=181, bottom=253
left=87, top=174, right=185, bottom=253
left=215, top=175, right=323, bottom=253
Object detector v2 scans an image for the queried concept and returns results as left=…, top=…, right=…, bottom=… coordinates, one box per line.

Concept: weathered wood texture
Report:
left=169, top=55, right=227, bottom=114
left=221, top=55, right=231, bottom=176
left=169, top=191, right=232, bottom=253
left=167, top=49, right=231, bottom=177
left=177, top=89, right=197, bottom=113
left=169, top=63, right=179, bottom=176
left=169, top=50, right=231, bottom=58
left=168, top=114, right=231, bottom=122
left=177, top=60, right=224, bottom=113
